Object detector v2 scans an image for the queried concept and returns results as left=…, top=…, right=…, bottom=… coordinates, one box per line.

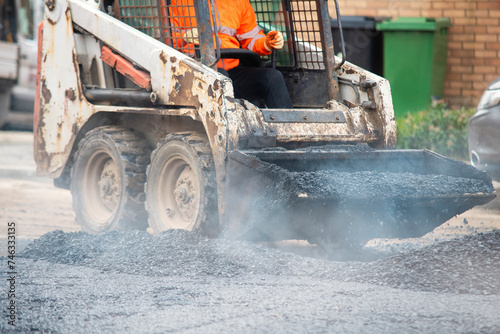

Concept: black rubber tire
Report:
left=0, top=90, right=11, bottom=129
left=70, top=126, right=150, bottom=233
left=145, top=132, right=219, bottom=237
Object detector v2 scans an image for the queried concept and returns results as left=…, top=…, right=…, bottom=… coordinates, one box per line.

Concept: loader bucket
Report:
left=224, top=146, right=496, bottom=245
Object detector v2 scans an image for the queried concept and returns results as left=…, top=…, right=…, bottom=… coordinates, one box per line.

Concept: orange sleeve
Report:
left=236, top=0, right=271, bottom=56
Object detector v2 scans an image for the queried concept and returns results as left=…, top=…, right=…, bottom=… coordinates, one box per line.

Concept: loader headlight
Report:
left=478, top=89, right=500, bottom=110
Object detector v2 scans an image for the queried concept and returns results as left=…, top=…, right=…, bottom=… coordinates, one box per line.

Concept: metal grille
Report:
left=114, top=0, right=326, bottom=69
left=114, top=0, right=200, bottom=59
left=289, top=0, right=325, bottom=70
left=163, top=0, right=199, bottom=58
left=114, top=0, right=163, bottom=40
left=250, top=0, right=294, bottom=67
left=251, top=0, right=326, bottom=70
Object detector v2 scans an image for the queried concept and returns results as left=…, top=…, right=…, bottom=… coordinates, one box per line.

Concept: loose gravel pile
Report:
left=291, top=171, right=494, bottom=199
left=20, top=230, right=315, bottom=278
left=352, top=231, right=500, bottom=295
left=251, top=145, right=495, bottom=200
left=21, top=229, right=500, bottom=295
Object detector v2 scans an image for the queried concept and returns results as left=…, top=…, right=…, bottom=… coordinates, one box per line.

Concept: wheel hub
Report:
left=155, top=150, right=203, bottom=231
left=98, top=159, right=120, bottom=211
left=173, top=166, right=196, bottom=221
left=174, top=182, right=193, bottom=205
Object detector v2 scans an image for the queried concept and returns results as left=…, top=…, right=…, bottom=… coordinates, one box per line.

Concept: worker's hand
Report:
left=182, top=28, right=199, bottom=45
left=265, top=31, right=284, bottom=51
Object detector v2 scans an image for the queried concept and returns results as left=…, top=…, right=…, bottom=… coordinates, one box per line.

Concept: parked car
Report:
left=468, top=77, right=500, bottom=180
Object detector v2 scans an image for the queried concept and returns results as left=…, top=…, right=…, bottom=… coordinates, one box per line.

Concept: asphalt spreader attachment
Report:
left=224, top=145, right=496, bottom=247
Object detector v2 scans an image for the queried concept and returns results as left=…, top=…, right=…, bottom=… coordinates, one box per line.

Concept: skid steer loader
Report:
left=34, top=0, right=495, bottom=247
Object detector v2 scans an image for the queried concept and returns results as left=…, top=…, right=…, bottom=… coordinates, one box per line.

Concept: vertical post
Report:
left=193, top=0, right=216, bottom=67
left=318, top=0, right=340, bottom=101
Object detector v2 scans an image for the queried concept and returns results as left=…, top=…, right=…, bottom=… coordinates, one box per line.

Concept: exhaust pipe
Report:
left=84, top=88, right=157, bottom=105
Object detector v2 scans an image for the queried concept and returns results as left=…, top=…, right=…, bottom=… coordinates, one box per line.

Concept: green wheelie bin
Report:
left=376, top=17, right=452, bottom=118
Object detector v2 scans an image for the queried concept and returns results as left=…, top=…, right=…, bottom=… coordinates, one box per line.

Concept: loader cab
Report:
left=111, top=0, right=339, bottom=108
left=251, top=0, right=337, bottom=108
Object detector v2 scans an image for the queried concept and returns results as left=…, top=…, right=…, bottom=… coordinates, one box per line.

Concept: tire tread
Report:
left=71, top=126, right=150, bottom=231
left=146, top=132, right=219, bottom=236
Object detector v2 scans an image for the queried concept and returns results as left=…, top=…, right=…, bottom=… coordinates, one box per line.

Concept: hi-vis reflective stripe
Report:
left=236, top=25, right=261, bottom=41
left=218, top=26, right=237, bottom=36
left=247, top=34, right=262, bottom=51
left=247, top=35, right=260, bottom=51
left=237, top=25, right=263, bottom=50
left=175, top=26, right=236, bottom=37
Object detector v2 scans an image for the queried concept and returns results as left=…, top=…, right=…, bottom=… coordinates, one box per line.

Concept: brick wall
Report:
left=330, top=0, right=500, bottom=108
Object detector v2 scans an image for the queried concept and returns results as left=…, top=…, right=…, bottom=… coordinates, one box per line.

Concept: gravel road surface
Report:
left=1, top=131, right=500, bottom=333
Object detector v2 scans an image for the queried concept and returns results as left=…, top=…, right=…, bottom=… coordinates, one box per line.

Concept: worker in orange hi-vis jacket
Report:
left=170, top=0, right=293, bottom=108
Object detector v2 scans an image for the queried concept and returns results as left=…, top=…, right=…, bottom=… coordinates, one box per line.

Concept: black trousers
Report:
left=219, top=66, right=293, bottom=109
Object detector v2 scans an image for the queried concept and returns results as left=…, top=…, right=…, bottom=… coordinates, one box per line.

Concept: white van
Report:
left=0, top=0, right=44, bottom=128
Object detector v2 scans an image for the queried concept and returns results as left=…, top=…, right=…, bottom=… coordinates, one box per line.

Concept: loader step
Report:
left=261, top=109, right=346, bottom=123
